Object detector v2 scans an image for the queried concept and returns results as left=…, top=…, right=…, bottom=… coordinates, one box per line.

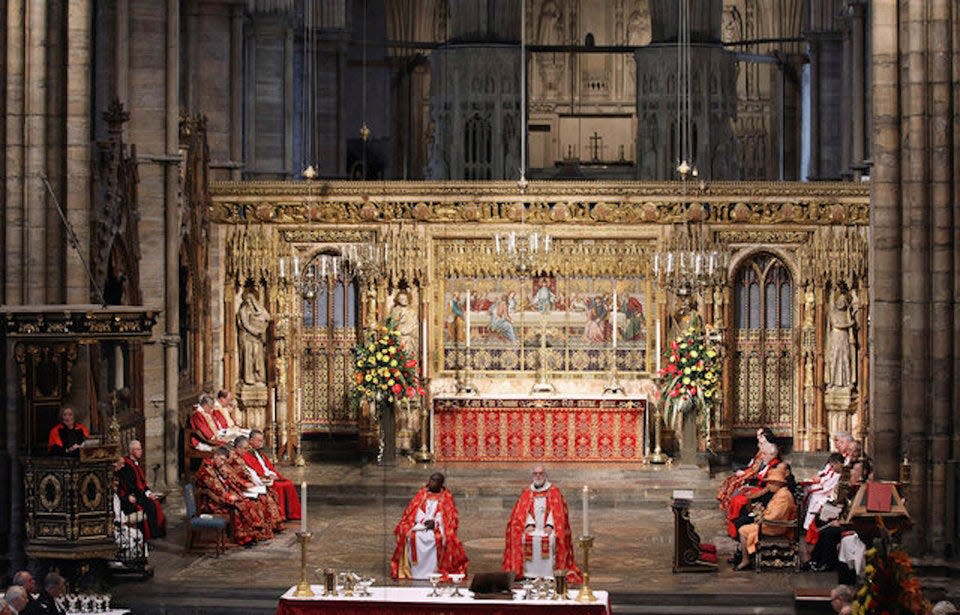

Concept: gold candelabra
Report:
left=602, top=347, right=625, bottom=396
left=293, top=531, right=314, bottom=597
left=530, top=315, right=555, bottom=394
left=650, top=405, right=667, bottom=464
left=575, top=535, right=597, bottom=603
left=413, top=397, right=433, bottom=463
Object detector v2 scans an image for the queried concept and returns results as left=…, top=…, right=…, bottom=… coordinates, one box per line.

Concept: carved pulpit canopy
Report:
left=0, top=305, right=159, bottom=340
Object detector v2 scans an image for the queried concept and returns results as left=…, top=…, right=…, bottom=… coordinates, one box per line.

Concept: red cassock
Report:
left=193, top=459, right=272, bottom=545
left=241, top=449, right=301, bottom=520
left=225, top=456, right=284, bottom=532
left=390, top=487, right=469, bottom=579
left=502, top=486, right=582, bottom=583
left=189, top=408, right=225, bottom=448
left=116, top=456, right=167, bottom=539
left=47, top=422, right=90, bottom=455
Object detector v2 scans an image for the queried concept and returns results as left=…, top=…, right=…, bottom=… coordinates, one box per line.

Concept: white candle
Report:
left=582, top=485, right=590, bottom=537
left=465, top=290, right=471, bottom=348
left=612, top=289, right=618, bottom=349
left=655, top=319, right=661, bottom=373
left=279, top=258, right=285, bottom=278
left=301, top=481, right=308, bottom=533
left=271, top=387, right=277, bottom=423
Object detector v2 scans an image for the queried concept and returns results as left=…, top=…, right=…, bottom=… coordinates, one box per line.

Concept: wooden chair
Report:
left=755, top=489, right=802, bottom=572
left=182, top=483, right=230, bottom=557
left=182, top=427, right=213, bottom=481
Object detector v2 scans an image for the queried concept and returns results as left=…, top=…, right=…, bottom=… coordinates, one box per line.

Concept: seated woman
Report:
left=47, top=405, right=90, bottom=456
left=717, top=427, right=776, bottom=513
left=733, top=465, right=796, bottom=570
left=725, top=440, right=782, bottom=538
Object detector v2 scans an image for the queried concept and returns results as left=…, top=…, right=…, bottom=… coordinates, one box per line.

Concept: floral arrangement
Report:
left=352, top=317, right=425, bottom=405
left=658, top=325, right=721, bottom=430
left=852, top=522, right=929, bottom=615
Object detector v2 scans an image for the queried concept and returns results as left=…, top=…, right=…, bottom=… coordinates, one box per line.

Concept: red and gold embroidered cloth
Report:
left=433, top=397, right=646, bottom=462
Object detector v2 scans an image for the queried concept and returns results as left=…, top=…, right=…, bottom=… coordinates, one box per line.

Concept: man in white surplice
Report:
left=503, top=466, right=581, bottom=582
left=390, top=473, right=468, bottom=579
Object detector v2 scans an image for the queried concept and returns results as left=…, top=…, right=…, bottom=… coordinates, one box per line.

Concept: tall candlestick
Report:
left=655, top=319, right=661, bottom=373
left=421, top=318, right=428, bottom=378
left=301, top=481, right=308, bottom=533
left=465, top=290, right=471, bottom=348
left=582, top=485, right=590, bottom=536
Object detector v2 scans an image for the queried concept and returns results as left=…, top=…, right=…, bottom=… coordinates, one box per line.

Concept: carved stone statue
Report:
left=237, top=290, right=271, bottom=385
left=388, top=290, right=419, bottom=357
left=826, top=291, right=856, bottom=390
left=538, top=0, right=562, bottom=45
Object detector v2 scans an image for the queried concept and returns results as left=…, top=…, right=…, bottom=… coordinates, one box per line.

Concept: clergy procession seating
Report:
left=182, top=483, right=230, bottom=557
left=755, top=487, right=803, bottom=572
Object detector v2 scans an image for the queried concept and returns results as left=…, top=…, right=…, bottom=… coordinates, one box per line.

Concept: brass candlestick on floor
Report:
left=575, top=535, right=597, bottom=603
left=650, top=405, right=667, bottom=464
left=293, top=531, right=314, bottom=597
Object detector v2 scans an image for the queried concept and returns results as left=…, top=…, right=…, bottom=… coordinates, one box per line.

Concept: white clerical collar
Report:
left=530, top=481, right=551, bottom=493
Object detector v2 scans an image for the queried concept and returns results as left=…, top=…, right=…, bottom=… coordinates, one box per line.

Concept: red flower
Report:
left=417, top=386, right=426, bottom=395
left=406, top=386, right=416, bottom=398
left=391, top=383, right=402, bottom=394
left=670, top=340, right=678, bottom=351
left=404, top=358, right=417, bottom=368
left=690, top=386, right=698, bottom=396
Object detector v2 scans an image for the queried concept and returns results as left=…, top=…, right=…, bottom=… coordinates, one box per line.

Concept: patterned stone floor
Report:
left=114, top=461, right=841, bottom=612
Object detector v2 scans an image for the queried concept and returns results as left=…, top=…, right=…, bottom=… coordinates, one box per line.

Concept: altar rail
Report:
left=433, top=397, right=646, bottom=463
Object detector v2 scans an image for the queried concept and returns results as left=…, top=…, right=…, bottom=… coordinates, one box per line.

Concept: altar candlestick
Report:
left=655, top=319, right=661, bottom=373
left=421, top=318, right=428, bottom=377
left=465, top=290, right=471, bottom=348
left=301, top=482, right=308, bottom=533
left=582, top=485, right=590, bottom=536
left=279, top=258, right=285, bottom=278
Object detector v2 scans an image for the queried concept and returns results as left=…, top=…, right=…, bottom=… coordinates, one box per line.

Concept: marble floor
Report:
left=112, top=461, right=842, bottom=613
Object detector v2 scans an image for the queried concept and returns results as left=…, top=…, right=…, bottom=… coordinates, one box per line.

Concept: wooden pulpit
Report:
left=671, top=491, right=717, bottom=573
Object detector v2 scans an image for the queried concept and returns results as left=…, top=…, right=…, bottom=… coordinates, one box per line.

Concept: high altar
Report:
left=207, top=180, right=869, bottom=460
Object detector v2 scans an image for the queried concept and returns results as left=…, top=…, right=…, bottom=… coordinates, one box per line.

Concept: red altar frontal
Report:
left=433, top=397, right=647, bottom=462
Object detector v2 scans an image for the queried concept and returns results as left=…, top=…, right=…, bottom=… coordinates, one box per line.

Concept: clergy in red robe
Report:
left=390, top=473, right=468, bottom=580
left=241, top=429, right=301, bottom=520
left=116, top=439, right=166, bottom=539
left=47, top=406, right=90, bottom=456
left=193, top=448, right=272, bottom=546
left=212, top=389, right=250, bottom=439
left=223, top=443, right=284, bottom=533
left=503, top=466, right=582, bottom=583
left=190, top=394, right=227, bottom=451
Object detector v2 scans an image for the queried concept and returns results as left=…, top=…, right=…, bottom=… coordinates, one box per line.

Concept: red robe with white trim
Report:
left=503, top=485, right=582, bottom=583
left=241, top=448, right=301, bottom=520
left=390, top=487, right=468, bottom=579
left=117, top=456, right=167, bottom=539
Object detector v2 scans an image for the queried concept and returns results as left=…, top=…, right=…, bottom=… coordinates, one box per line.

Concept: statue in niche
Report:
left=640, top=128, right=657, bottom=178
left=237, top=289, right=271, bottom=386
left=825, top=290, right=857, bottom=391
left=389, top=290, right=419, bottom=358
left=626, top=9, right=649, bottom=46
left=538, top=0, right=562, bottom=45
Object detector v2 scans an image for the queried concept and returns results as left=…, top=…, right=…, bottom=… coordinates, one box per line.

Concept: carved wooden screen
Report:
left=732, top=253, right=794, bottom=432
left=300, top=276, right=359, bottom=433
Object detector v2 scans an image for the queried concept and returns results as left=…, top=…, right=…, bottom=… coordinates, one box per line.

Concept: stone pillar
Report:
left=869, top=0, right=959, bottom=555
left=24, top=0, right=47, bottom=304
left=229, top=3, right=243, bottom=179
left=163, top=0, right=181, bottom=489
left=5, top=0, right=26, bottom=304
left=65, top=0, right=92, bottom=304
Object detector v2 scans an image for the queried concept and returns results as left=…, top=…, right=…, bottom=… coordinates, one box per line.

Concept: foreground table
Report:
left=276, top=586, right=611, bottom=615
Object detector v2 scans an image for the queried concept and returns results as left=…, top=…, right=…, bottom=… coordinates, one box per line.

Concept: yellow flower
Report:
left=390, top=360, right=398, bottom=367
left=388, top=379, right=395, bottom=386
left=683, top=367, right=691, bottom=375
left=364, top=374, right=372, bottom=382
left=690, top=350, right=698, bottom=358
left=367, top=357, right=375, bottom=365
left=682, top=377, right=690, bottom=385
left=706, top=349, right=717, bottom=358
left=367, top=344, right=375, bottom=352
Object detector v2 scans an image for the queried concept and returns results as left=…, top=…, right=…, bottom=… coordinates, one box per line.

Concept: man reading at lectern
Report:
left=390, top=472, right=468, bottom=580
left=503, top=466, right=582, bottom=582
left=48, top=406, right=89, bottom=456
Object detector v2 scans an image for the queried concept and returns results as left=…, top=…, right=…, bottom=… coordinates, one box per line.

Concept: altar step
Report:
left=302, top=462, right=721, bottom=510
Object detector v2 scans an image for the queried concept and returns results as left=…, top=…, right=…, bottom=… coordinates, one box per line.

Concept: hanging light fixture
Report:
left=652, top=0, right=728, bottom=296
left=493, top=0, right=551, bottom=279
left=279, top=244, right=387, bottom=298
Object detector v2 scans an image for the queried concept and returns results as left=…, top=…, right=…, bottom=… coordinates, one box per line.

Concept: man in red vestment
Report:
left=213, top=390, right=249, bottom=439
left=190, top=394, right=227, bottom=450
left=390, top=473, right=468, bottom=580
left=241, top=429, right=301, bottom=520
left=503, top=466, right=582, bottom=582
left=116, top=439, right=166, bottom=539
left=47, top=406, right=90, bottom=456
left=193, top=448, right=273, bottom=546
